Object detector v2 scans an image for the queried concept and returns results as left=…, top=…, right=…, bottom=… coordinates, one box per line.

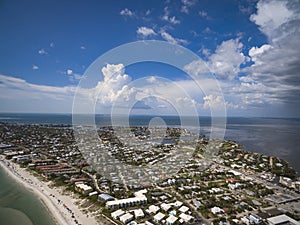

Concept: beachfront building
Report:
left=36, top=164, right=79, bottom=176
left=75, top=182, right=93, bottom=194
left=12, top=153, right=37, bottom=162
left=106, top=190, right=147, bottom=209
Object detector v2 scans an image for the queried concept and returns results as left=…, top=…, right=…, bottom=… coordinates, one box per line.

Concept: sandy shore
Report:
left=0, top=156, right=99, bottom=225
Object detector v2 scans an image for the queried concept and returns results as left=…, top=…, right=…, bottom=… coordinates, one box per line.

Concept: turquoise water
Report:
left=0, top=166, right=57, bottom=225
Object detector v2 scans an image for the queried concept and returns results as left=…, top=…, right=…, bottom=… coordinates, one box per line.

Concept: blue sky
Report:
left=0, top=0, right=299, bottom=117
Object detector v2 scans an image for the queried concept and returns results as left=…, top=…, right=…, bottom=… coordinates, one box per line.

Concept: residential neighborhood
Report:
left=0, top=123, right=299, bottom=225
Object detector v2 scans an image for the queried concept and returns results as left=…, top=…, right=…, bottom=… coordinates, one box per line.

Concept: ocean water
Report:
left=0, top=113, right=299, bottom=174
left=0, top=166, right=57, bottom=225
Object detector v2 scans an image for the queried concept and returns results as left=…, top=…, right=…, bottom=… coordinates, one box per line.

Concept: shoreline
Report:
left=0, top=156, right=99, bottom=225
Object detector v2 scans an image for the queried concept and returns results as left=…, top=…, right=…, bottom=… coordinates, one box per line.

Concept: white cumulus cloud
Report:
left=120, top=8, right=134, bottom=17
left=184, top=39, right=247, bottom=80
left=181, top=0, right=197, bottom=14
left=250, top=0, right=299, bottom=42
left=66, top=69, right=73, bottom=75
left=160, top=31, right=188, bottom=45
left=162, top=7, right=180, bottom=25
left=137, top=27, right=156, bottom=37
left=38, top=49, right=47, bottom=55
left=32, top=65, right=39, bottom=70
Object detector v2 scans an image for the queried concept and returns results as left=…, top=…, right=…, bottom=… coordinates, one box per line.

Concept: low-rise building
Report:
left=133, top=208, right=144, bottom=219
left=241, top=216, right=250, bottom=225
left=154, top=212, right=165, bottom=223
left=98, top=193, right=115, bottom=202
left=75, top=182, right=93, bottom=194
left=249, top=214, right=261, bottom=224
left=88, top=191, right=98, bottom=196
left=166, top=215, right=178, bottom=225
left=173, top=200, right=183, bottom=208
left=279, top=176, right=293, bottom=187
left=179, top=213, right=194, bottom=223
left=211, top=206, right=224, bottom=214
left=178, top=205, right=189, bottom=213
left=119, top=213, right=133, bottom=224
left=161, top=203, right=172, bottom=212
left=146, top=205, right=160, bottom=214
left=106, top=190, right=147, bottom=209
left=111, top=209, right=125, bottom=219
left=267, top=215, right=300, bottom=225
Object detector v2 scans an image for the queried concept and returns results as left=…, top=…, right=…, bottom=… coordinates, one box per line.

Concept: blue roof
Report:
left=99, top=193, right=114, bottom=201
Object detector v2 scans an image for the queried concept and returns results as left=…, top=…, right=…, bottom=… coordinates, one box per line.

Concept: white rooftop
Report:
left=75, top=183, right=92, bottom=191
left=179, top=205, right=189, bottom=213
left=179, top=213, right=194, bottom=222
left=106, top=190, right=147, bottom=207
left=154, top=212, right=165, bottom=221
left=119, top=213, right=133, bottom=223
left=161, top=203, right=172, bottom=211
left=133, top=208, right=144, bottom=218
left=111, top=209, right=125, bottom=219
left=267, top=215, right=300, bottom=225
left=173, top=201, right=183, bottom=208
left=166, top=215, right=178, bottom=224
left=147, top=205, right=160, bottom=214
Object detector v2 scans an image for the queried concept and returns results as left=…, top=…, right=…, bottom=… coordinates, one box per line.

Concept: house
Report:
left=292, top=181, right=300, bottom=191
left=166, top=215, right=178, bottom=225
left=241, top=216, right=250, bottom=225
left=228, top=170, right=242, bottom=176
left=249, top=214, right=261, bottom=224
left=133, top=208, right=144, bottom=219
left=146, top=205, right=160, bottom=214
left=192, top=199, right=202, bottom=208
left=161, top=203, right=172, bottom=212
left=228, top=183, right=243, bottom=190
left=226, top=178, right=237, bottom=183
left=211, top=207, right=224, bottom=214
left=279, top=176, right=293, bottom=187
left=173, top=200, right=183, bottom=208
left=111, top=209, right=125, bottom=219
left=154, top=212, right=165, bottom=223
left=119, top=213, right=133, bottom=224
left=178, top=205, right=189, bottom=213
left=139, top=222, right=154, bottom=225
left=179, top=213, right=194, bottom=223
left=145, top=222, right=154, bottom=225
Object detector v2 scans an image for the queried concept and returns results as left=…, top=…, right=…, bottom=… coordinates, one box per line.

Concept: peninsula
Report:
left=0, top=123, right=299, bottom=225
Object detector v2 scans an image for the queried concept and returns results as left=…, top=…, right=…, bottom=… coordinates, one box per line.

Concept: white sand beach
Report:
left=0, top=156, right=99, bottom=225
